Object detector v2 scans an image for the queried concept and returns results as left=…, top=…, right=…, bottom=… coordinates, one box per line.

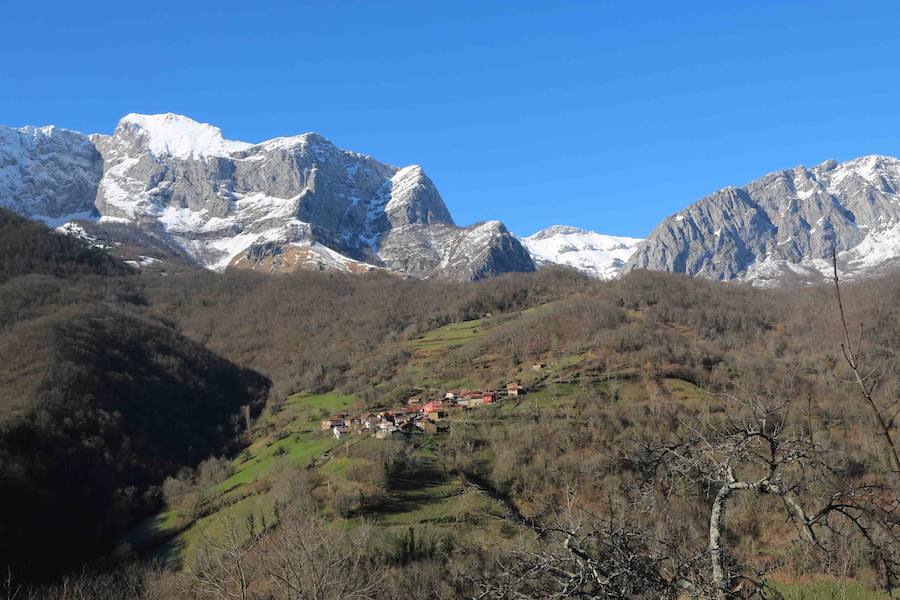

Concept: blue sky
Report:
left=2, top=1, right=899, bottom=237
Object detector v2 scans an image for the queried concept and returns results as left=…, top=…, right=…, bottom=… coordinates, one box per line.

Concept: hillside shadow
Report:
left=359, top=459, right=457, bottom=518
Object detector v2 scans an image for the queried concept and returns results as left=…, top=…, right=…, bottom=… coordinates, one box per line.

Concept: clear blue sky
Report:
left=3, top=1, right=899, bottom=237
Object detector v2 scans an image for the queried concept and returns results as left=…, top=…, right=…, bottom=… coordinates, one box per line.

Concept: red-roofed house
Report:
left=423, top=400, right=443, bottom=414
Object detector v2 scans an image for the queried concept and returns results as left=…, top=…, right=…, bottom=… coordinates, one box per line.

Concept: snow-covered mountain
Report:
left=5, top=113, right=900, bottom=287
left=0, top=113, right=534, bottom=281
left=521, top=225, right=643, bottom=279
left=627, top=155, right=900, bottom=286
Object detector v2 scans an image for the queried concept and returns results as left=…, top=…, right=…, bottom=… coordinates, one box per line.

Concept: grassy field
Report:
left=357, top=435, right=514, bottom=552
left=217, top=391, right=354, bottom=493
left=406, top=318, right=484, bottom=353
left=176, top=494, right=278, bottom=565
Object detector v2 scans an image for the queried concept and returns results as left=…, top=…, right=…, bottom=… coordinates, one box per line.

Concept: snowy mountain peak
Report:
left=2, top=123, right=87, bottom=146
left=384, top=165, right=426, bottom=208
left=527, top=224, right=589, bottom=240
left=522, top=226, right=643, bottom=279
left=116, top=113, right=252, bottom=159
left=380, top=165, right=455, bottom=228
left=254, top=131, right=336, bottom=152
left=13, top=124, right=62, bottom=139
left=826, top=154, right=900, bottom=188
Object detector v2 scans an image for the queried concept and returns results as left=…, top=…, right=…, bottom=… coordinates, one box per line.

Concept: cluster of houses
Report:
left=320, top=383, right=526, bottom=440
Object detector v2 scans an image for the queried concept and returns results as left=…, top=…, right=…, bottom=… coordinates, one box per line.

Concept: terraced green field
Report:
left=218, top=391, right=354, bottom=491
left=406, top=318, right=484, bottom=352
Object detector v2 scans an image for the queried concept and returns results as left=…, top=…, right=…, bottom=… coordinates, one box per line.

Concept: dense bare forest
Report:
left=1, top=213, right=898, bottom=598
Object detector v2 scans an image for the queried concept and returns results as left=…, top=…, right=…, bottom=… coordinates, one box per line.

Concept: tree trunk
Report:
left=709, top=482, right=732, bottom=600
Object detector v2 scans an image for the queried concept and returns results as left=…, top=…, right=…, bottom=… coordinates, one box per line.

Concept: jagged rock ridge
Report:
left=0, top=113, right=533, bottom=281
left=627, top=155, right=900, bottom=286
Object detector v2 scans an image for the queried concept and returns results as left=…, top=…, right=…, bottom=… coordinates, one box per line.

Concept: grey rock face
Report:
left=379, top=221, right=535, bottom=281
left=0, top=113, right=532, bottom=281
left=0, top=125, right=102, bottom=220
left=626, top=187, right=776, bottom=279
left=627, top=155, right=900, bottom=285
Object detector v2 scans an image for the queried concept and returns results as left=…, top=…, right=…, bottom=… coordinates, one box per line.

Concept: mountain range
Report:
left=2, top=113, right=899, bottom=285
left=0, top=114, right=533, bottom=281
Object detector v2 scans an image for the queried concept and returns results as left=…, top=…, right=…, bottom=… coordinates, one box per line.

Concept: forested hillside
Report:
left=0, top=208, right=126, bottom=283
left=1, top=215, right=898, bottom=598
left=0, top=218, right=269, bottom=580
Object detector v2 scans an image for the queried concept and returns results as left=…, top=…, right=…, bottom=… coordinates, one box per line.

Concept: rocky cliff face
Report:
left=0, top=113, right=533, bottom=281
left=627, top=156, right=900, bottom=285
left=379, top=220, right=535, bottom=280
left=0, top=125, right=102, bottom=224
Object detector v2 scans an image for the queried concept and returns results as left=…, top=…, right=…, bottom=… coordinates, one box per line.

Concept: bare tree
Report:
left=10, top=564, right=154, bottom=600
left=831, top=253, right=900, bottom=477
left=187, top=505, right=382, bottom=600
left=649, top=394, right=819, bottom=598
left=189, top=515, right=263, bottom=600
left=646, top=391, right=899, bottom=598
left=479, top=381, right=899, bottom=599
left=3, top=568, right=20, bottom=600
left=258, top=506, right=383, bottom=600
left=472, top=487, right=706, bottom=599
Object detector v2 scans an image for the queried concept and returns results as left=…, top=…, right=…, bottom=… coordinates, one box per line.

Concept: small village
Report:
left=320, top=381, right=527, bottom=440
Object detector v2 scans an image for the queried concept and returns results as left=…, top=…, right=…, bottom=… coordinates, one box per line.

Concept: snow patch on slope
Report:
left=230, top=240, right=387, bottom=275
left=842, top=220, right=900, bottom=272
left=384, top=166, right=426, bottom=213
left=124, top=255, right=161, bottom=269
left=205, top=220, right=310, bottom=272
